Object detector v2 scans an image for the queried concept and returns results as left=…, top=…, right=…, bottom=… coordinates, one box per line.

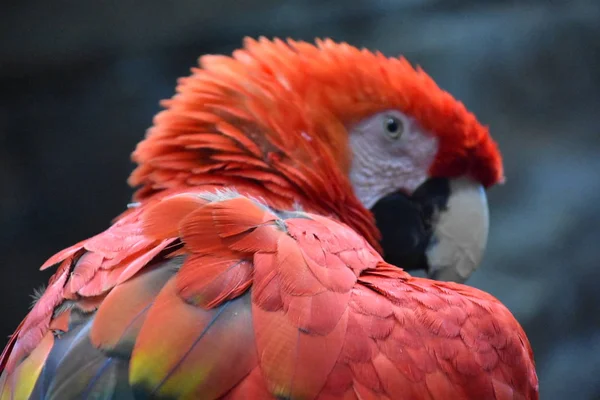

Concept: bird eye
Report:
left=384, top=116, right=404, bottom=139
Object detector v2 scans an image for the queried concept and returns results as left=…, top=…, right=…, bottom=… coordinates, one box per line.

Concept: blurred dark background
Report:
left=1, top=1, right=599, bottom=398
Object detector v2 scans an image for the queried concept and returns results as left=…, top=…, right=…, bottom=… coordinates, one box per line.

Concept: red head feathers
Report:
left=128, top=37, right=504, bottom=246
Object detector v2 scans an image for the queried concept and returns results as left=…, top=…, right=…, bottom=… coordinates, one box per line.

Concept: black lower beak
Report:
left=370, top=178, right=451, bottom=272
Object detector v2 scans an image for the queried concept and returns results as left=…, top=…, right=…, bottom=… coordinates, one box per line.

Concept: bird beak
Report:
left=370, top=177, right=489, bottom=283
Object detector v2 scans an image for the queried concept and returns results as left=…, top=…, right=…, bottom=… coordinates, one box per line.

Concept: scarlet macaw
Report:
left=0, top=38, right=538, bottom=399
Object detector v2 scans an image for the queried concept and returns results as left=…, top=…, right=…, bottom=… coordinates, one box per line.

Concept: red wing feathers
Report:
left=0, top=204, right=171, bottom=376
left=137, top=193, right=380, bottom=399
left=336, top=266, right=539, bottom=400
left=90, top=259, right=179, bottom=357
left=0, top=192, right=537, bottom=400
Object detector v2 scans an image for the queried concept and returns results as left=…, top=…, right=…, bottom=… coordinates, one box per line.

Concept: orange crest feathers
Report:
left=129, top=36, right=503, bottom=206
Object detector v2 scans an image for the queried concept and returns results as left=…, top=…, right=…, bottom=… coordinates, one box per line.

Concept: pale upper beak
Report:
left=425, top=177, right=489, bottom=283
left=370, top=176, right=489, bottom=283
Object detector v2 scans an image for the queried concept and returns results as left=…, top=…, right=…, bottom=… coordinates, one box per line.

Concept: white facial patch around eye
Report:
left=348, top=110, right=439, bottom=209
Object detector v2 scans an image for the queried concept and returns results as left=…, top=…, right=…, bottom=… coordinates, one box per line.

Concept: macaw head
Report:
left=130, top=37, right=504, bottom=283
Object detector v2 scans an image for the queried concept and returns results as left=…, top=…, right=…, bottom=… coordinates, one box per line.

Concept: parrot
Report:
left=0, top=37, right=538, bottom=399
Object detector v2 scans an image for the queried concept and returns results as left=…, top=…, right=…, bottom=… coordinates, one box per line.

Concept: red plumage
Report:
left=0, top=37, right=536, bottom=400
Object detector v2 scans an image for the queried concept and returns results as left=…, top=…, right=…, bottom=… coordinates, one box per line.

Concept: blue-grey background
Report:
left=1, top=1, right=599, bottom=398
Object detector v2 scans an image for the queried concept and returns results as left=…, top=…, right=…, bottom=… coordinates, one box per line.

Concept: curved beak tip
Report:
left=425, top=177, right=489, bottom=282
left=371, top=177, right=490, bottom=284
